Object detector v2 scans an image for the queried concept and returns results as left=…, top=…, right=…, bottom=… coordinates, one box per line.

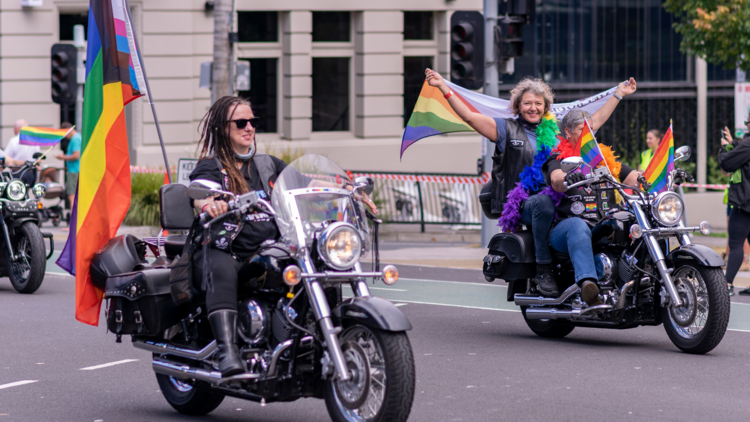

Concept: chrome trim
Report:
left=650, top=191, right=684, bottom=227
left=6, top=180, right=26, bottom=201
left=615, top=281, right=635, bottom=309
left=316, top=222, right=362, bottom=271
left=641, top=225, right=705, bottom=235
left=352, top=262, right=371, bottom=297
left=152, top=358, right=260, bottom=384
left=597, top=253, right=615, bottom=287
left=265, top=339, right=294, bottom=378
left=133, top=339, right=218, bottom=360
left=524, top=304, right=614, bottom=320
left=301, top=271, right=386, bottom=279
left=514, top=284, right=580, bottom=306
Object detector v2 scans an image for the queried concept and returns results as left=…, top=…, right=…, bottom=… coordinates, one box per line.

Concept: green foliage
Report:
left=664, top=0, right=750, bottom=70
left=708, top=155, right=730, bottom=184
left=261, top=142, right=305, bottom=164
left=124, top=173, right=163, bottom=227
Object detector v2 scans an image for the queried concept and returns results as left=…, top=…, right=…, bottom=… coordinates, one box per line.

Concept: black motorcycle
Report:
left=480, top=146, right=730, bottom=354
left=92, top=155, right=415, bottom=422
left=0, top=153, right=53, bottom=293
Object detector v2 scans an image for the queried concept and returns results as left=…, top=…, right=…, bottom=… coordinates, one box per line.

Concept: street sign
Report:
left=177, top=158, right=199, bottom=186
left=735, top=83, right=750, bottom=137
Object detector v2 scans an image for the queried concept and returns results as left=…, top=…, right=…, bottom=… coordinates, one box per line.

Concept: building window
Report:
left=237, top=58, right=278, bottom=133
left=312, top=58, right=349, bottom=131
left=312, top=12, right=350, bottom=42
left=404, top=11, right=433, bottom=40
left=404, top=56, right=433, bottom=126
left=59, top=12, right=88, bottom=41
left=238, top=12, right=278, bottom=42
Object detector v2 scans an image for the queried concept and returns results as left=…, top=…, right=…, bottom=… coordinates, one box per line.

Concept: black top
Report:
left=544, top=156, right=635, bottom=223
left=189, top=156, right=287, bottom=256
left=719, top=135, right=750, bottom=212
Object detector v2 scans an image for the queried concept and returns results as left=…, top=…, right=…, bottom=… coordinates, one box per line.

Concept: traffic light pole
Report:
left=480, top=0, right=499, bottom=248
left=73, top=25, right=85, bottom=133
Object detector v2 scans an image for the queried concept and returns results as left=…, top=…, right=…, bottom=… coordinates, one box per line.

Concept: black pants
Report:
left=726, top=206, right=750, bottom=285
left=193, top=248, right=243, bottom=312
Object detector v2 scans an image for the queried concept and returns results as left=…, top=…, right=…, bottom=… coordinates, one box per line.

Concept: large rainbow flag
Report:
left=57, top=0, right=146, bottom=326
left=401, top=80, right=620, bottom=158
left=643, top=124, right=674, bottom=194
left=573, top=119, right=605, bottom=176
left=19, top=126, right=74, bottom=147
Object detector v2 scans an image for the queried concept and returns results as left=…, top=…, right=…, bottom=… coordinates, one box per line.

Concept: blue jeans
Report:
left=549, top=217, right=602, bottom=284
left=520, top=194, right=555, bottom=264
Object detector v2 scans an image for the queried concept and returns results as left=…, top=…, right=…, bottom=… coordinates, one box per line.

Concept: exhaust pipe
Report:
left=515, top=284, right=580, bottom=306
left=134, top=339, right=217, bottom=360
left=615, top=280, right=635, bottom=309
left=524, top=308, right=576, bottom=320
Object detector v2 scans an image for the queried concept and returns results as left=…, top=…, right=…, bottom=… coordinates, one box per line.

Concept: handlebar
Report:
left=199, top=192, right=277, bottom=227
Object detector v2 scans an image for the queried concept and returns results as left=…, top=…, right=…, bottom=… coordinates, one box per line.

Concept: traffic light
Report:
left=497, top=19, right=525, bottom=60
left=51, top=44, right=77, bottom=105
left=499, top=0, right=536, bottom=25
left=450, top=11, right=484, bottom=90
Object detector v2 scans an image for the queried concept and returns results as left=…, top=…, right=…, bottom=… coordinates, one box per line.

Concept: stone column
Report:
left=354, top=11, right=404, bottom=138
left=281, top=11, right=312, bottom=140
left=436, top=12, right=450, bottom=75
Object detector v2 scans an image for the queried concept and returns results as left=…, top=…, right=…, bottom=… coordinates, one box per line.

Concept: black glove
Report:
left=673, top=169, right=694, bottom=185
left=637, top=174, right=651, bottom=191
left=564, top=172, right=585, bottom=186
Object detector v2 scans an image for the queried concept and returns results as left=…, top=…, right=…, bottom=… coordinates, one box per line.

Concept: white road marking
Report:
left=400, top=277, right=507, bottom=288
left=369, top=287, right=407, bottom=292
left=80, top=359, right=139, bottom=371
left=0, top=380, right=38, bottom=390
left=394, top=303, right=408, bottom=307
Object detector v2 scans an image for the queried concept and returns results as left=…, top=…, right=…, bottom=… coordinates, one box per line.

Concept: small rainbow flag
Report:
left=19, top=126, right=74, bottom=147
left=643, top=124, right=674, bottom=194
left=573, top=119, right=605, bottom=176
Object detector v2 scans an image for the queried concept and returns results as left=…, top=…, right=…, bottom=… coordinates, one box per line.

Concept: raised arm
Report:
left=590, top=78, right=637, bottom=130
left=425, top=69, right=498, bottom=142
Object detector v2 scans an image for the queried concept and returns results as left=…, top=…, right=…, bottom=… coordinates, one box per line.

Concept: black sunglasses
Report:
left=745, top=121, right=750, bottom=126
left=228, top=117, right=260, bottom=130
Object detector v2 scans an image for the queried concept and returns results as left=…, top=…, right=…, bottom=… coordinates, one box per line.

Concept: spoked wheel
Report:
left=155, top=373, right=224, bottom=415
left=521, top=306, right=576, bottom=338
left=662, top=264, right=730, bottom=354
left=8, top=222, right=46, bottom=294
left=324, top=325, right=415, bottom=422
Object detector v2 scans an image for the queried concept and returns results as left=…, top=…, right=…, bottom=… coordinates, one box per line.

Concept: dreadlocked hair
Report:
left=197, top=96, right=252, bottom=195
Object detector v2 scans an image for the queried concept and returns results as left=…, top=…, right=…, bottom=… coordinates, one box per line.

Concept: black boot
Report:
left=580, top=279, right=602, bottom=306
left=535, top=264, right=559, bottom=297
left=208, top=310, right=245, bottom=377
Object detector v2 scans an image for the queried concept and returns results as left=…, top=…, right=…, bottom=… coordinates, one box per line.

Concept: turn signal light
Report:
left=283, top=265, right=302, bottom=286
left=629, top=224, right=643, bottom=239
left=699, top=221, right=712, bottom=236
left=382, top=265, right=399, bottom=285
left=37, top=202, right=43, bottom=210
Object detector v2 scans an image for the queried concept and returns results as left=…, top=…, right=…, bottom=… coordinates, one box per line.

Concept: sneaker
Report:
left=580, top=280, right=602, bottom=306
left=534, top=264, right=559, bottom=297
left=739, top=286, right=750, bottom=296
left=728, top=284, right=735, bottom=297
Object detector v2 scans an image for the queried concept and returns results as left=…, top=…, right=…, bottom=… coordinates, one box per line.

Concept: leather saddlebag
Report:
left=104, top=268, right=182, bottom=337
left=483, top=231, right=536, bottom=281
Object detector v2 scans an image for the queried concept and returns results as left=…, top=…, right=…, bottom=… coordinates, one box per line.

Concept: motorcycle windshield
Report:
left=272, top=154, right=369, bottom=248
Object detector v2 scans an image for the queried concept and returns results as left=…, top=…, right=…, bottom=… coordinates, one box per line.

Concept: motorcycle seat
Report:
left=164, top=234, right=187, bottom=261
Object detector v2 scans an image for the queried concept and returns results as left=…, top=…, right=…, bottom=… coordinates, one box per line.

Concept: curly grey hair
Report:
left=508, top=78, right=554, bottom=116
left=561, top=110, right=593, bottom=136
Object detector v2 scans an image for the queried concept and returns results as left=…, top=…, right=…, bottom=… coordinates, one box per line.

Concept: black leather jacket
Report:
left=490, top=118, right=536, bottom=215
left=719, top=134, right=750, bottom=212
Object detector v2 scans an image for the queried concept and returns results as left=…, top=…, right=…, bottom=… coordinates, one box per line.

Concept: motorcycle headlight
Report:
left=651, top=191, right=684, bottom=227
left=6, top=180, right=26, bottom=201
left=317, top=222, right=362, bottom=270
left=32, top=184, right=46, bottom=199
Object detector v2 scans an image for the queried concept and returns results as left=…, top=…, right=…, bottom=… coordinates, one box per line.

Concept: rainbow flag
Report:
left=573, top=119, right=605, bottom=176
left=56, top=0, right=146, bottom=326
left=19, top=126, right=74, bottom=147
left=401, top=80, right=621, bottom=158
left=643, top=124, right=674, bottom=194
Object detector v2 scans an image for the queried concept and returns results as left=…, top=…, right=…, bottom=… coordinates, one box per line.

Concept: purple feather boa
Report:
left=497, top=185, right=567, bottom=233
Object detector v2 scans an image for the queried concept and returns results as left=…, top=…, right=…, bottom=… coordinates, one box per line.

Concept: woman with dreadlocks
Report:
left=188, top=96, right=376, bottom=376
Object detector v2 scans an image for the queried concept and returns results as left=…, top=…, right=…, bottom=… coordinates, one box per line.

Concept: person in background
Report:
left=5, top=119, right=40, bottom=163
left=55, top=122, right=81, bottom=209
left=718, top=120, right=750, bottom=296
left=639, top=129, right=662, bottom=171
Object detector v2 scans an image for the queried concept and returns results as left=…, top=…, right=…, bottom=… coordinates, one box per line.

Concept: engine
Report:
left=237, top=298, right=272, bottom=346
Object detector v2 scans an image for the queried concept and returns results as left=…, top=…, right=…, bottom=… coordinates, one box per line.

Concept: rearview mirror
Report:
left=187, top=179, right=232, bottom=200
left=674, top=146, right=691, bottom=162
left=32, top=152, right=44, bottom=160
left=353, top=176, right=374, bottom=196
left=560, top=157, right=585, bottom=174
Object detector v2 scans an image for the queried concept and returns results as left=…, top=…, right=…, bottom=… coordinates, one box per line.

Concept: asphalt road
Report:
left=1, top=253, right=750, bottom=421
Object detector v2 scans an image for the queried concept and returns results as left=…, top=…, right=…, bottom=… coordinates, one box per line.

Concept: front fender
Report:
left=332, top=296, right=412, bottom=332
left=666, top=243, right=725, bottom=268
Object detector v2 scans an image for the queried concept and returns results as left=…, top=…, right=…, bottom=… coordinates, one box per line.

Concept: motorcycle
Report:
left=93, top=155, right=416, bottom=422
left=0, top=153, right=53, bottom=293
left=480, top=146, right=730, bottom=354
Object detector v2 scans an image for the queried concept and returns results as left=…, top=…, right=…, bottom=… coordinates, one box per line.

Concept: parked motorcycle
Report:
left=93, top=155, right=415, bottom=421
left=480, top=146, right=730, bottom=354
left=0, top=154, right=53, bottom=293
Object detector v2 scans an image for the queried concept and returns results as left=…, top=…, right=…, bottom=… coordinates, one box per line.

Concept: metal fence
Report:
left=349, top=171, right=488, bottom=232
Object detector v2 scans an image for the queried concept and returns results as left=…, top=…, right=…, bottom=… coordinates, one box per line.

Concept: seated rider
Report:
left=425, top=68, right=635, bottom=297
left=543, top=110, right=640, bottom=305
left=189, top=96, right=376, bottom=377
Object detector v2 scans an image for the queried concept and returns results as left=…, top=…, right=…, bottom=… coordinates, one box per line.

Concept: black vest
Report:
left=490, top=118, right=536, bottom=214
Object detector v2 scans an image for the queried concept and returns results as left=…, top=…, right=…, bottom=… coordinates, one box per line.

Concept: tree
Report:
left=664, top=0, right=750, bottom=71
left=211, top=0, right=232, bottom=102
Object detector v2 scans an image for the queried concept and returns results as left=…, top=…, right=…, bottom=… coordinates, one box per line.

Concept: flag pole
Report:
left=124, top=1, right=172, bottom=183
left=586, top=119, right=612, bottom=175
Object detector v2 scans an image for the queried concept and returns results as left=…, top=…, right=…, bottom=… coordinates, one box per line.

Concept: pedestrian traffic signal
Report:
left=51, top=44, right=77, bottom=105
left=450, top=11, right=484, bottom=90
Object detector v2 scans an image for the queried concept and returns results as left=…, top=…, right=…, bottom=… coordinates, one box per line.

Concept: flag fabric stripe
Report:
left=573, top=120, right=604, bottom=175
left=401, top=80, right=619, bottom=158
left=57, top=0, right=143, bottom=326
left=643, top=124, right=674, bottom=194
left=19, top=127, right=73, bottom=146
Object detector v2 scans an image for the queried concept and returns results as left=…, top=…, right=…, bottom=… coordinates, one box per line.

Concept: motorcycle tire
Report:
left=155, top=373, right=224, bottom=415
left=662, top=264, right=730, bottom=355
left=521, top=306, right=575, bottom=338
left=324, top=325, right=415, bottom=422
left=8, top=222, right=46, bottom=294
left=52, top=219, right=60, bottom=227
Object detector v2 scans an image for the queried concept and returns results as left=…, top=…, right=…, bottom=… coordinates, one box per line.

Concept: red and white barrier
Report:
left=349, top=172, right=490, bottom=185
left=680, top=183, right=728, bottom=190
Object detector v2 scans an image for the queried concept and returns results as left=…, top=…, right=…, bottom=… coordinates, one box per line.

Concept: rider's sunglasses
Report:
left=745, top=121, right=750, bottom=126
left=228, top=117, right=260, bottom=130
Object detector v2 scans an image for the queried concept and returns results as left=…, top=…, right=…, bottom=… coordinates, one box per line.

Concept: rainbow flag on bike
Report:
left=573, top=119, right=605, bottom=176
left=19, top=126, right=74, bottom=147
left=643, top=124, right=674, bottom=194
left=56, top=0, right=146, bottom=326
